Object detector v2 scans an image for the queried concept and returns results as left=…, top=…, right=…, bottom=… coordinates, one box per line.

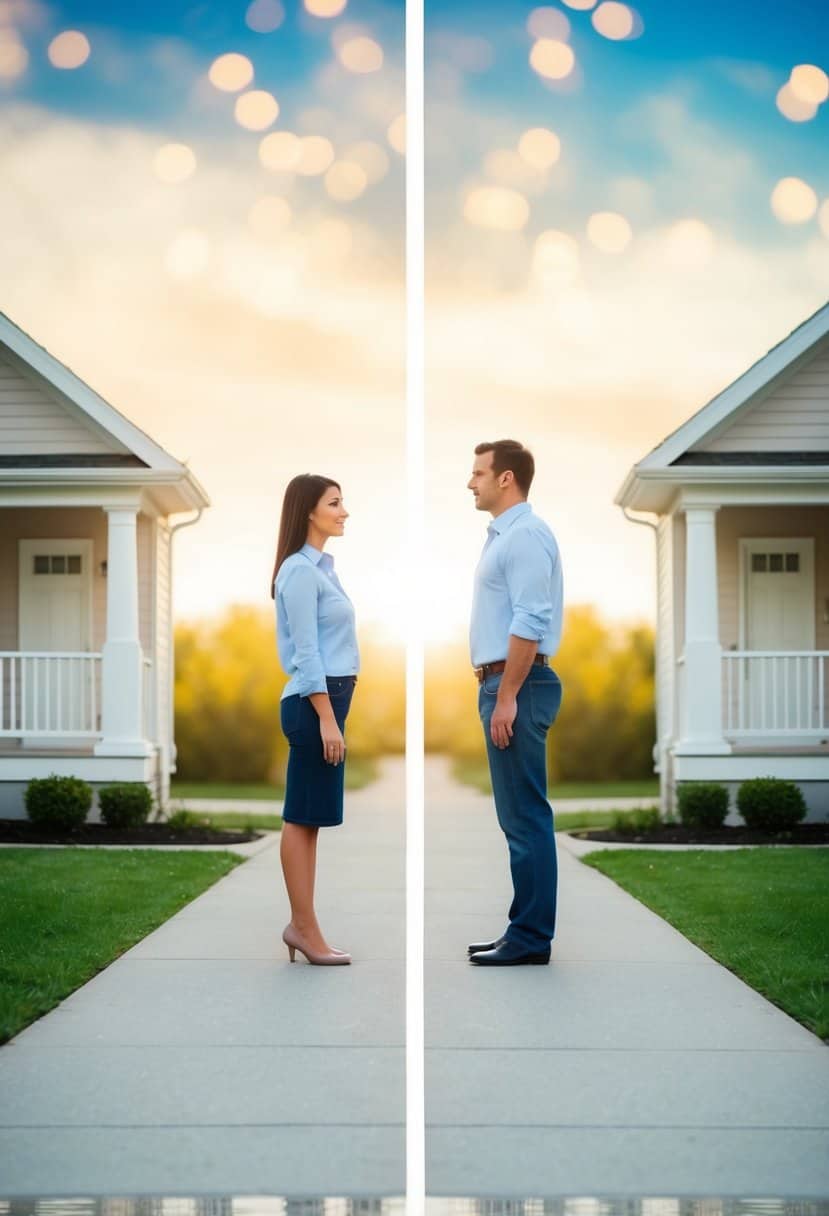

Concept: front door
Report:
left=18, top=539, right=94, bottom=743
left=741, top=538, right=815, bottom=731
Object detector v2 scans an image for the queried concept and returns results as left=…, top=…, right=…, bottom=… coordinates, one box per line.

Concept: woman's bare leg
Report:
left=280, top=822, right=330, bottom=951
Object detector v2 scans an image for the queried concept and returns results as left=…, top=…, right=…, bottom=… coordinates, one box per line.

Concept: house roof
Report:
left=616, top=299, right=829, bottom=513
left=0, top=310, right=210, bottom=515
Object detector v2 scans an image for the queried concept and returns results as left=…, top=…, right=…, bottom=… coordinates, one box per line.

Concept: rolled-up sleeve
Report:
left=278, top=564, right=327, bottom=696
left=503, top=528, right=554, bottom=641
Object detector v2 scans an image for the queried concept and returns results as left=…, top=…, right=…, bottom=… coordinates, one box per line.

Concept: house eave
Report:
left=617, top=465, right=829, bottom=514
left=0, top=466, right=210, bottom=514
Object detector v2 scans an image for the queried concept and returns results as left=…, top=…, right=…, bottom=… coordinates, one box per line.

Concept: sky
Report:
left=1, top=0, right=828, bottom=648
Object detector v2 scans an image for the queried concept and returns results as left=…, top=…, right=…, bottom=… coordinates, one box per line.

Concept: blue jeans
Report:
left=478, top=663, right=563, bottom=952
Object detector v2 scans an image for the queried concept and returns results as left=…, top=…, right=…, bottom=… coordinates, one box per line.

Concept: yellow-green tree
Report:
left=173, top=607, right=404, bottom=782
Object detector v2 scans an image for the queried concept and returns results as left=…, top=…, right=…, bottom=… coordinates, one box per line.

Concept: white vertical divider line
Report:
left=405, top=0, right=425, bottom=1208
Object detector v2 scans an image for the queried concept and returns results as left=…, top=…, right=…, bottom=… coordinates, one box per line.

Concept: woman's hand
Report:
left=319, top=717, right=346, bottom=765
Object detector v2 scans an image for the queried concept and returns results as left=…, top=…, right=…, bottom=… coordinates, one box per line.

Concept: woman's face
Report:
left=308, top=484, right=348, bottom=540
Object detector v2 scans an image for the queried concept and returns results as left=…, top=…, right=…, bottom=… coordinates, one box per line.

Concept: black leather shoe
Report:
left=469, top=938, right=550, bottom=966
left=468, top=935, right=506, bottom=955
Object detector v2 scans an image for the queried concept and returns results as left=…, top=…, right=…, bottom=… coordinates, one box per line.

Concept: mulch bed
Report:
left=0, top=820, right=267, bottom=845
left=569, top=823, right=829, bottom=845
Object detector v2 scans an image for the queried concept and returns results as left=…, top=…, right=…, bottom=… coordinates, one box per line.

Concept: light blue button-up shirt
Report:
left=470, top=501, right=563, bottom=668
left=274, top=542, right=360, bottom=700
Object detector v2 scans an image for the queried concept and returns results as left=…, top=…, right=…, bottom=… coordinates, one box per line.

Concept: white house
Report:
left=617, top=300, right=829, bottom=820
left=0, top=310, right=209, bottom=819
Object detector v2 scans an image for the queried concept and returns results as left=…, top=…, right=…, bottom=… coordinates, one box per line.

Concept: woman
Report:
left=270, top=473, right=360, bottom=965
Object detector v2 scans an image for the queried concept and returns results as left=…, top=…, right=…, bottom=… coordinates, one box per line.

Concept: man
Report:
left=467, top=439, right=564, bottom=966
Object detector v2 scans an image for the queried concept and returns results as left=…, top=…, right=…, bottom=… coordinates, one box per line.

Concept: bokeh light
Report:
left=463, top=186, right=530, bottom=231
left=208, top=52, right=254, bottom=92
left=532, top=230, right=580, bottom=288
left=789, top=63, right=829, bottom=106
left=770, top=176, right=818, bottom=224
left=295, top=135, right=335, bottom=176
left=165, top=229, right=210, bottom=279
left=325, top=160, right=369, bottom=201
left=259, top=130, right=302, bottom=171
left=153, top=142, right=197, bottom=184
left=344, top=140, right=389, bottom=184
left=586, top=211, right=632, bottom=253
left=387, top=113, right=406, bottom=155
left=245, top=0, right=285, bottom=33
left=47, top=30, right=90, bottom=69
left=234, top=89, right=279, bottom=130
left=248, top=195, right=292, bottom=239
left=529, top=39, right=575, bottom=80
left=518, top=127, right=561, bottom=169
left=337, top=35, right=383, bottom=73
left=561, top=0, right=597, bottom=7
left=663, top=218, right=715, bottom=268
left=312, top=217, right=353, bottom=264
left=592, top=2, right=639, bottom=39
left=527, top=7, right=571, bottom=41
left=0, top=27, right=27, bottom=79
left=776, top=83, right=818, bottom=122
left=304, top=0, right=347, bottom=15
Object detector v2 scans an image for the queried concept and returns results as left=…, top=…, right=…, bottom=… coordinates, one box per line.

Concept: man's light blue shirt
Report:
left=275, top=542, right=360, bottom=700
left=470, top=501, right=563, bottom=668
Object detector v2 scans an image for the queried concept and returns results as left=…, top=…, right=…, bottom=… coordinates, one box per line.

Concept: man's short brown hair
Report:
left=474, top=439, right=535, bottom=496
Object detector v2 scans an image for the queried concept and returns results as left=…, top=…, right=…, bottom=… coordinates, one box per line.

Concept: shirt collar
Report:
left=488, top=500, right=531, bottom=535
left=300, top=542, right=334, bottom=570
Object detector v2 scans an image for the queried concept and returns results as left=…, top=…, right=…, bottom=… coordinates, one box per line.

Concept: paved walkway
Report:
left=425, top=754, right=829, bottom=1198
left=0, top=757, right=405, bottom=1198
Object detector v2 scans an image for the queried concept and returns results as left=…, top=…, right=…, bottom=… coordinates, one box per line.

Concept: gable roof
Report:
left=616, top=299, right=829, bottom=510
left=0, top=310, right=209, bottom=512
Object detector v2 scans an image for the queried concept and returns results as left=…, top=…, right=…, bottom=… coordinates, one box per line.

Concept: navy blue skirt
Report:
left=280, top=675, right=356, bottom=826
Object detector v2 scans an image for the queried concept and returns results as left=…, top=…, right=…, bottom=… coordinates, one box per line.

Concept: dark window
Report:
left=51, top=555, right=66, bottom=574
left=769, top=553, right=783, bottom=573
left=67, top=555, right=82, bottom=574
left=751, top=553, right=767, bottom=573
left=785, top=552, right=799, bottom=572
left=33, top=555, right=49, bottom=574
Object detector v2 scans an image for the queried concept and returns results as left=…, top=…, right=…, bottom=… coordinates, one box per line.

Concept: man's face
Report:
left=467, top=450, right=502, bottom=513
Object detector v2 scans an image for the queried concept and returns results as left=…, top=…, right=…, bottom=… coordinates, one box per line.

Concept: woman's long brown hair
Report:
left=269, top=474, right=341, bottom=598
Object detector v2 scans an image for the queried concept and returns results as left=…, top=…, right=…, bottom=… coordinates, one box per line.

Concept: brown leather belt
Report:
left=474, top=654, right=547, bottom=684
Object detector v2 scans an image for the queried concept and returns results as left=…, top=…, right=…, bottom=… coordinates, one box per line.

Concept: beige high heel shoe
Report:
left=282, top=923, right=351, bottom=965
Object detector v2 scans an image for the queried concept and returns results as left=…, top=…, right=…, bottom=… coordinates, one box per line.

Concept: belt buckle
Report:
left=473, top=665, right=484, bottom=684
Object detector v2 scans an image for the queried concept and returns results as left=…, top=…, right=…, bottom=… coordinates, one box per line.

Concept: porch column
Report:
left=677, top=506, right=729, bottom=753
left=94, top=507, right=152, bottom=757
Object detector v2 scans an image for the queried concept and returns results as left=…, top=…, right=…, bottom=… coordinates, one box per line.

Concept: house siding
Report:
left=693, top=337, right=829, bottom=453
left=0, top=347, right=130, bottom=455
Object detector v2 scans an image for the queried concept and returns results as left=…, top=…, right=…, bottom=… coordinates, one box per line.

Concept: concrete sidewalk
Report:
left=425, top=755, right=829, bottom=1198
left=0, top=757, right=405, bottom=1198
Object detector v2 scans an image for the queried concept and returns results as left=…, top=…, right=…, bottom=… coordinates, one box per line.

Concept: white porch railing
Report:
left=723, top=650, right=829, bottom=737
left=0, top=652, right=154, bottom=741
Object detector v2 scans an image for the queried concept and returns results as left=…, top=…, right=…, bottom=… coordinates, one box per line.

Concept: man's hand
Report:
left=490, top=693, right=517, bottom=749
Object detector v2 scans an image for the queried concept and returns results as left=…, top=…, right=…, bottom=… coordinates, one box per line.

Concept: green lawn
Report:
left=582, top=847, right=829, bottom=1041
left=0, top=847, right=244, bottom=1045
left=169, top=754, right=378, bottom=802
left=452, top=756, right=659, bottom=800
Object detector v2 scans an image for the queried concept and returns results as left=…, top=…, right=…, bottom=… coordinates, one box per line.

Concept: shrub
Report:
left=166, top=808, right=202, bottom=829
left=611, top=806, right=661, bottom=835
left=737, top=777, right=806, bottom=833
left=25, top=774, right=91, bottom=831
left=677, top=782, right=729, bottom=829
left=98, top=783, right=153, bottom=829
